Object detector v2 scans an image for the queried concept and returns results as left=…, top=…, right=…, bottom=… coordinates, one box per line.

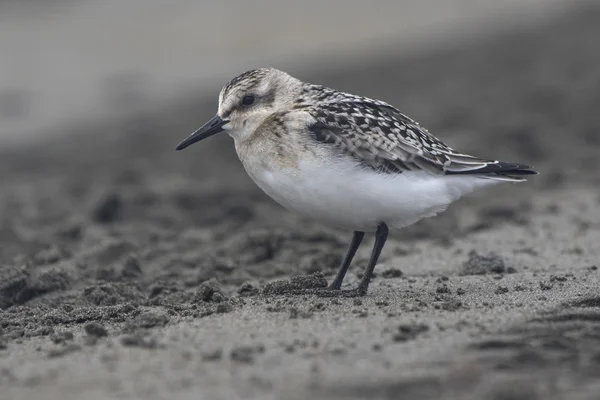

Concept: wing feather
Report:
left=305, top=94, right=521, bottom=177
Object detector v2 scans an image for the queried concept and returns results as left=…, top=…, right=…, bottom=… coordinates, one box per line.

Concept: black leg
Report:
left=356, top=222, right=389, bottom=295
left=328, top=231, right=365, bottom=290
left=268, top=224, right=388, bottom=298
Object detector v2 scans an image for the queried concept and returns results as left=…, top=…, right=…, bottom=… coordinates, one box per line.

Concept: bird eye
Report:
left=241, top=95, right=255, bottom=106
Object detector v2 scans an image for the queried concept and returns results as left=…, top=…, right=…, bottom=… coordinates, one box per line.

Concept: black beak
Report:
left=175, top=115, right=228, bottom=151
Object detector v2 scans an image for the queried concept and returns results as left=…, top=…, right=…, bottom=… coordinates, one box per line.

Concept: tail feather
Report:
left=446, top=161, right=538, bottom=182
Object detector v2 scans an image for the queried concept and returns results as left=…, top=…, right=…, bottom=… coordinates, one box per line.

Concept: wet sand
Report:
left=1, top=5, right=600, bottom=400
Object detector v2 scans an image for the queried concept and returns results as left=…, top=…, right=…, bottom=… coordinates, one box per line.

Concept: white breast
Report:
left=241, top=150, right=501, bottom=232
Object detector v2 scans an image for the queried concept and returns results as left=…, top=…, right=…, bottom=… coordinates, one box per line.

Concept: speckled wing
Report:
left=306, top=93, right=532, bottom=177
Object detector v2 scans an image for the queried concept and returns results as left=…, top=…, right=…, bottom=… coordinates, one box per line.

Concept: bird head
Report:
left=176, top=67, right=302, bottom=150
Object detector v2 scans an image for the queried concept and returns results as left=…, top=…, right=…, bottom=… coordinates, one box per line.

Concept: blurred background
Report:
left=1, top=0, right=599, bottom=290
left=1, top=0, right=599, bottom=301
left=0, top=0, right=576, bottom=146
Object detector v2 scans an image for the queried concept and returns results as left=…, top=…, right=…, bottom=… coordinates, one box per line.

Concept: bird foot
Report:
left=261, top=274, right=369, bottom=297
left=314, top=286, right=367, bottom=297
left=270, top=286, right=366, bottom=297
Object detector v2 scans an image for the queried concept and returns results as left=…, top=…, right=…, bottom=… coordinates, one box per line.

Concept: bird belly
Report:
left=243, top=154, right=500, bottom=232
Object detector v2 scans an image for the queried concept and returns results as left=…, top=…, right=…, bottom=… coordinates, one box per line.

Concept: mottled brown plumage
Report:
left=220, top=68, right=537, bottom=180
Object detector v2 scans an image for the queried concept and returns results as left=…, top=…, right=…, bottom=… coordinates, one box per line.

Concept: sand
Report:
left=1, top=5, right=600, bottom=400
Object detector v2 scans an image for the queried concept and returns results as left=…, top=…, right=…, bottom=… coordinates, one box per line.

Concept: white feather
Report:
left=244, top=152, right=502, bottom=232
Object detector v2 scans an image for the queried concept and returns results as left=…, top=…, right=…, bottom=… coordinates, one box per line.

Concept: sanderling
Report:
left=176, top=68, right=537, bottom=296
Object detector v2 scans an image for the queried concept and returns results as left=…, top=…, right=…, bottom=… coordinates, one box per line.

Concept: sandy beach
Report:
left=1, top=3, right=600, bottom=400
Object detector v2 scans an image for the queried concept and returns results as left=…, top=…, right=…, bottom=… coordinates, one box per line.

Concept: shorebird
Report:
left=176, top=68, right=537, bottom=296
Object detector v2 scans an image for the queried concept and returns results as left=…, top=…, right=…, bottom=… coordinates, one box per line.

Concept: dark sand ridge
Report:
left=1, top=5, right=600, bottom=400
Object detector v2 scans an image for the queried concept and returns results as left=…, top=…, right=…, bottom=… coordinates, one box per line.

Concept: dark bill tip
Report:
left=175, top=115, right=228, bottom=151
